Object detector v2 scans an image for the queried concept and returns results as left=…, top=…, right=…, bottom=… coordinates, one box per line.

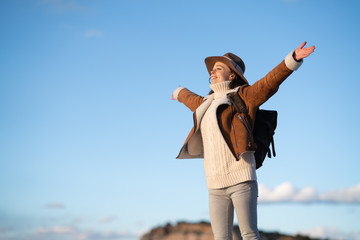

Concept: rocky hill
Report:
left=140, top=221, right=324, bottom=240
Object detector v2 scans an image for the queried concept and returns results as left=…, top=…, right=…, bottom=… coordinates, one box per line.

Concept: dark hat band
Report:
left=223, top=56, right=244, bottom=75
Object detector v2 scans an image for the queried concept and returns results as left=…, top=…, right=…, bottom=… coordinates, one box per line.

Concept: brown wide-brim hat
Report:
left=205, top=52, right=248, bottom=85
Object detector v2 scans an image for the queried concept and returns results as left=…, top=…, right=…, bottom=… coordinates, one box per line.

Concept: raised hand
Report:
left=294, top=41, right=315, bottom=61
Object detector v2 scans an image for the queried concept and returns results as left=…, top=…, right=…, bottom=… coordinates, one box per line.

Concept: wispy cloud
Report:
left=33, top=226, right=75, bottom=235
left=84, top=30, right=103, bottom=38
left=37, top=0, right=86, bottom=13
left=0, top=227, right=16, bottom=240
left=72, top=217, right=85, bottom=224
left=45, top=203, right=66, bottom=209
left=282, top=0, right=300, bottom=3
left=30, top=225, right=136, bottom=240
left=99, top=216, right=117, bottom=224
left=297, top=226, right=360, bottom=240
left=259, top=182, right=360, bottom=203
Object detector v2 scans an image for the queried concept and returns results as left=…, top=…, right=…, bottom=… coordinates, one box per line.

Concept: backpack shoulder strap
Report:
left=227, top=92, right=253, bottom=129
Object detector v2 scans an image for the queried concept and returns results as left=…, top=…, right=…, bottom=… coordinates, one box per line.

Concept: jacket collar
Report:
left=194, top=86, right=240, bottom=130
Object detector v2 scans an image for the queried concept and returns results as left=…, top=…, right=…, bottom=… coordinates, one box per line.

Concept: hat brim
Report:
left=205, top=56, right=248, bottom=85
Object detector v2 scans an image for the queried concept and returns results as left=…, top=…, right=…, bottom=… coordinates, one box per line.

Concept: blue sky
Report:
left=0, top=0, right=359, bottom=239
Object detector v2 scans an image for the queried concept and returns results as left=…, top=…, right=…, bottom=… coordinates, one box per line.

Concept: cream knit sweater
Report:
left=200, top=81, right=257, bottom=189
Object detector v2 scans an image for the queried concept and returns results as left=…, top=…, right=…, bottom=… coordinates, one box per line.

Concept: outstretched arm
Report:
left=171, top=87, right=204, bottom=112
left=294, top=41, right=315, bottom=61
left=240, top=41, right=315, bottom=107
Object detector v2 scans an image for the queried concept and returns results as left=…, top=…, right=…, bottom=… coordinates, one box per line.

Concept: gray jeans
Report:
left=208, top=181, right=260, bottom=240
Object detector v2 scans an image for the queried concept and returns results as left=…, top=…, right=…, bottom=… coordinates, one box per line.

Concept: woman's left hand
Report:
left=294, top=41, right=315, bottom=61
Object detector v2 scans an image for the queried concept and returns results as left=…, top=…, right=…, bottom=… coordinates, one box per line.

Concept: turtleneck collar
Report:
left=210, top=81, right=231, bottom=99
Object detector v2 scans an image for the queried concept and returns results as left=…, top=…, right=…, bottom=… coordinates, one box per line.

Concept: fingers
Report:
left=308, top=45, right=316, bottom=51
left=304, top=45, right=315, bottom=54
left=298, top=41, right=307, bottom=50
left=294, top=42, right=315, bottom=60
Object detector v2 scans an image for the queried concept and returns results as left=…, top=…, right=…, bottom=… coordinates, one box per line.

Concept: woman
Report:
left=172, top=42, right=315, bottom=240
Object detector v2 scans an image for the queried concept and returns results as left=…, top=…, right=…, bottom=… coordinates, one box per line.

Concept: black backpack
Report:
left=227, top=92, right=277, bottom=169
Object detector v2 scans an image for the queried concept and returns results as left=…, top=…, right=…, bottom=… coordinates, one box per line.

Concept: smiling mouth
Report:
left=210, top=76, right=217, bottom=84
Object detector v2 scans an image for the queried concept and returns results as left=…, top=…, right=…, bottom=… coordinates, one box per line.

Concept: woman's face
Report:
left=210, top=62, right=233, bottom=85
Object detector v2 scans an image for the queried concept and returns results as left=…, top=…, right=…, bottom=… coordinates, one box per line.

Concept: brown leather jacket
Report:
left=176, top=60, right=295, bottom=160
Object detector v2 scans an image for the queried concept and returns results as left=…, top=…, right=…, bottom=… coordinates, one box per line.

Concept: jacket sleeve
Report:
left=173, top=87, right=204, bottom=112
left=239, top=51, right=303, bottom=107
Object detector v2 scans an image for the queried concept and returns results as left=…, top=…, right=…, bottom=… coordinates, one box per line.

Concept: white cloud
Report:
left=259, top=182, right=298, bottom=202
left=259, top=182, right=360, bottom=203
left=84, top=30, right=103, bottom=38
left=297, top=226, right=360, bottom=240
left=319, top=183, right=360, bottom=203
left=293, top=186, right=317, bottom=202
